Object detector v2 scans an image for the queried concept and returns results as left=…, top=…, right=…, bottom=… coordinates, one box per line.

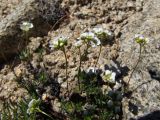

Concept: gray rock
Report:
left=107, top=100, right=114, bottom=108
left=127, top=1, right=135, bottom=8
left=119, top=0, right=160, bottom=119
left=0, top=0, right=65, bottom=62
left=28, top=37, right=41, bottom=52
left=147, top=64, right=160, bottom=81
left=0, top=0, right=37, bottom=61
left=136, top=0, right=143, bottom=11
left=115, top=106, right=121, bottom=113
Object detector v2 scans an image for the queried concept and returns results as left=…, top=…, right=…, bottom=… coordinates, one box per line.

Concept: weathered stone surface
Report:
left=0, top=0, right=160, bottom=119
left=0, top=0, right=65, bottom=62
left=119, top=0, right=160, bottom=119
left=0, top=0, right=38, bottom=61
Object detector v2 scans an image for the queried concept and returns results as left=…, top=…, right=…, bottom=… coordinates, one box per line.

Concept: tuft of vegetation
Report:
left=1, top=20, right=150, bottom=120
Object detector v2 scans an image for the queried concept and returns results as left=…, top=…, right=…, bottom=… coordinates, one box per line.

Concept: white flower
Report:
left=145, top=37, right=149, bottom=43
left=93, top=27, right=104, bottom=34
left=79, top=32, right=101, bottom=47
left=74, top=40, right=83, bottom=47
left=90, top=37, right=101, bottom=47
left=49, top=36, right=68, bottom=50
left=20, top=21, right=33, bottom=32
left=49, top=38, right=59, bottom=49
left=134, top=34, right=149, bottom=44
left=27, top=99, right=35, bottom=114
left=93, top=27, right=112, bottom=39
left=104, top=30, right=112, bottom=36
left=135, top=34, right=144, bottom=39
left=104, top=70, right=116, bottom=83
left=80, top=32, right=95, bottom=40
left=27, top=99, right=40, bottom=115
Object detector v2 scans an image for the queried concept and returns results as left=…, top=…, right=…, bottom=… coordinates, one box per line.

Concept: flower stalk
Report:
left=127, top=42, right=142, bottom=84
left=62, top=46, right=69, bottom=92
left=20, top=21, right=33, bottom=46
left=27, top=99, right=53, bottom=119
left=77, top=47, right=82, bottom=92
left=82, top=42, right=90, bottom=60
left=49, top=36, right=69, bottom=93
left=127, top=34, right=149, bottom=85
left=35, top=108, right=53, bottom=120
left=95, top=44, right=102, bottom=67
left=24, top=31, right=28, bottom=46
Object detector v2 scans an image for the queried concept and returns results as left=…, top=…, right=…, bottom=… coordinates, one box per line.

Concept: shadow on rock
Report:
left=129, top=101, right=138, bottom=115
left=130, top=110, right=160, bottom=120
left=104, top=60, right=130, bottom=81
left=147, top=64, right=160, bottom=81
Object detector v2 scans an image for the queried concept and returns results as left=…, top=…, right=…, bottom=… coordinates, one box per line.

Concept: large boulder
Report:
left=0, top=0, right=66, bottom=62
left=0, top=0, right=38, bottom=61
left=119, top=0, right=160, bottom=119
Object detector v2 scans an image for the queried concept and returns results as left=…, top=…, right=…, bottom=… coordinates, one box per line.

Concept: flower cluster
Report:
left=93, top=27, right=112, bottom=40
left=85, top=66, right=122, bottom=114
left=49, top=36, right=68, bottom=50
left=77, top=32, right=101, bottom=48
left=74, top=27, right=112, bottom=48
left=20, top=21, right=33, bottom=32
left=134, top=34, right=149, bottom=45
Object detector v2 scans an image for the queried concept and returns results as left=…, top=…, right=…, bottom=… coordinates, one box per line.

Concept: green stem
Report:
left=82, top=42, right=90, bottom=60
left=25, top=31, right=28, bottom=46
left=127, top=44, right=142, bottom=85
left=78, top=47, right=82, bottom=92
left=62, top=47, right=69, bottom=92
left=36, top=108, right=53, bottom=120
left=86, top=42, right=90, bottom=55
left=95, top=44, right=102, bottom=67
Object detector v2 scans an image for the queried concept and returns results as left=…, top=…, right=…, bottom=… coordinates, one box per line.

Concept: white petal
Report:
left=80, top=32, right=94, bottom=38
left=93, top=27, right=103, bottom=33
left=105, top=30, right=112, bottom=36
left=90, top=42, right=96, bottom=47
left=74, top=40, right=82, bottom=47
left=95, top=37, right=101, bottom=45
left=87, top=67, right=97, bottom=74
left=20, top=21, right=33, bottom=31
left=28, top=99, right=35, bottom=108
left=111, top=72, right=116, bottom=81
left=145, top=38, right=149, bottom=43
left=135, top=34, right=144, bottom=40
left=105, top=70, right=112, bottom=75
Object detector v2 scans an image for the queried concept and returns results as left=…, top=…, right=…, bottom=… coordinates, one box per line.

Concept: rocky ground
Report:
left=0, top=0, right=160, bottom=120
left=0, top=0, right=21, bottom=20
